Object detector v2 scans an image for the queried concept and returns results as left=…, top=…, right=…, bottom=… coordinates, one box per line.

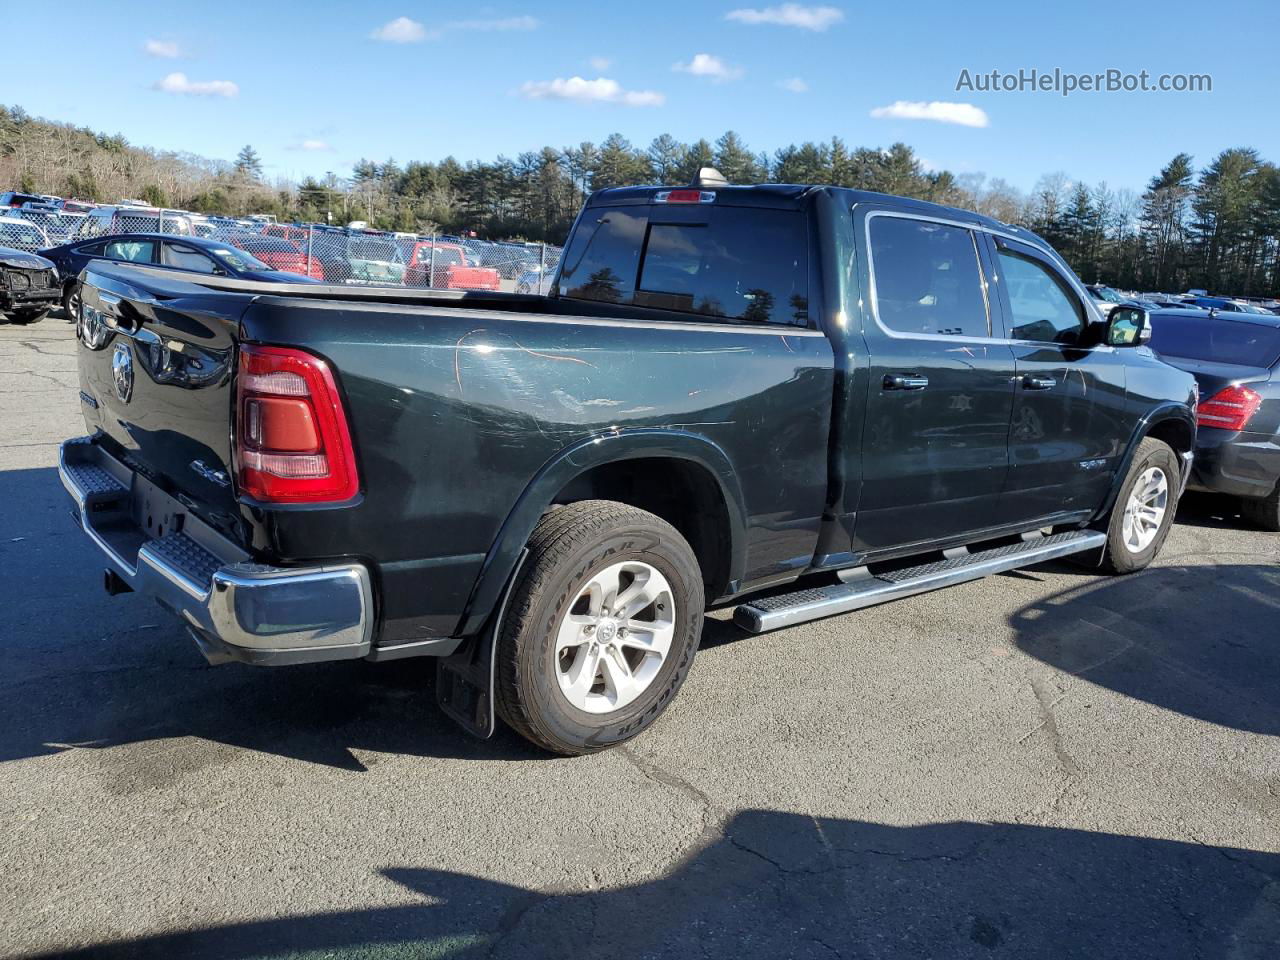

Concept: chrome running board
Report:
left=733, top=530, right=1106, bottom=633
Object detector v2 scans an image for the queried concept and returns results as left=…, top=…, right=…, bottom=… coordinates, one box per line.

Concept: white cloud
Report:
left=519, top=76, right=664, bottom=107
left=296, top=139, right=333, bottom=151
left=448, top=16, right=538, bottom=31
left=870, top=100, right=990, bottom=128
left=588, top=56, right=612, bottom=71
left=725, top=4, right=844, bottom=30
left=144, top=39, right=182, bottom=58
left=672, top=53, right=743, bottom=82
left=370, top=16, right=430, bottom=43
left=777, top=76, right=808, bottom=93
left=153, top=72, right=239, bottom=98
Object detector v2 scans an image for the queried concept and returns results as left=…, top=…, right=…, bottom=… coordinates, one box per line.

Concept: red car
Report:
left=262, top=223, right=313, bottom=245
left=404, top=241, right=501, bottom=290
left=226, top=235, right=325, bottom=280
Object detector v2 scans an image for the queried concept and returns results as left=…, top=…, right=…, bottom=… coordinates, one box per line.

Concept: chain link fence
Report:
left=0, top=202, right=562, bottom=293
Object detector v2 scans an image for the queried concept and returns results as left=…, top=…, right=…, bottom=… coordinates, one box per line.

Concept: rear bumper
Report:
left=59, top=436, right=374, bottom=666
left=1186, top=429, right=1280, bottom=500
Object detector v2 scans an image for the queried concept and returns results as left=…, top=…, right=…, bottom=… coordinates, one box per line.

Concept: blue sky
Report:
left=4, top=0, right=1275, bottom=193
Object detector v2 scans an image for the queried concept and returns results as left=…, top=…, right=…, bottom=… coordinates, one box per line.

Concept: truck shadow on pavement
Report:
left=1010, top=561, right=1280, bottom=736
left=24, top=809, right=1280, bottom=959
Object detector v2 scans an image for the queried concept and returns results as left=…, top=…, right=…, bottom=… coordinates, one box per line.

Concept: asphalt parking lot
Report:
left=2, top=316, right=1278, bottom=959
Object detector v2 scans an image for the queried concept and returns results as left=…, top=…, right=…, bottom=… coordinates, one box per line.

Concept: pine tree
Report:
left=234, top=145, right=263, bottom=181
left=646, top=135, right=685, bottom=185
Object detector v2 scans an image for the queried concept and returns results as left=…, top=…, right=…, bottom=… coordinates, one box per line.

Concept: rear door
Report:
left=986, top=235, right=1130, bottom=522
left=852, top=208, right=1017, bottom=555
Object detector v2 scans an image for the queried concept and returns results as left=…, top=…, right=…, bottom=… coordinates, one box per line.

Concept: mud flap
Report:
left=436, top=635, right=496, bottom=739
left=435, top=550, right=527, bottom=740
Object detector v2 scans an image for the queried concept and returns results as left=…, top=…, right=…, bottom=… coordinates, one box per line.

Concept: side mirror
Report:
left=1105, top=305, right=1152, bottom=347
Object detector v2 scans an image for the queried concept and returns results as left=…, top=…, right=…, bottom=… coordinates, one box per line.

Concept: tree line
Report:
left=2, top=102, right=1278, bottom=296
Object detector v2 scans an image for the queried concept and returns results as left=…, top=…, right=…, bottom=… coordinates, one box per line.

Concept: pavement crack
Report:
left=618, top=746, right=728, bottom=861
left=1019, top=673, right=1080, bottom=776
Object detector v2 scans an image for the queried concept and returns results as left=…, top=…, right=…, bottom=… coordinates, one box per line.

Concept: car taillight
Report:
left=1196, top=384, right=1262, bottom=432
left=235, top=345, right=359, bottom=502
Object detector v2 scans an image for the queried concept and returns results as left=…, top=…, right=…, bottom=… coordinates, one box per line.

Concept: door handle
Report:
left=883, top=373, right=929, bottom=391
left=1022, top=375, right=1057, bottom=390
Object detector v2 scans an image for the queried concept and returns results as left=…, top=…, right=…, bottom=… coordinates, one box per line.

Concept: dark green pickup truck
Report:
left=60, top=172, right=1197, bottom=754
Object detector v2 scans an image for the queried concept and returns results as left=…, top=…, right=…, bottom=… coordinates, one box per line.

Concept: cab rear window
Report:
left=559, top=205, right=808, bottom=325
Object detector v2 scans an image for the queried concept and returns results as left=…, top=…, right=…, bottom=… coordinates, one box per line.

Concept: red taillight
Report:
left=654, top=189, right=715, bottom=204
left=1196, top=384, right=1262, bottom=432
left=235, top=345, right=359, bottom=502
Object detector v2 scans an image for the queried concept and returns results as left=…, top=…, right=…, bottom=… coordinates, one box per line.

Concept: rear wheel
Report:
left=495, top=500, right=704, bottom=755
left=1099, top=438, right=1180, bottom=573
left=1240, top=482, right=1280, bottom=532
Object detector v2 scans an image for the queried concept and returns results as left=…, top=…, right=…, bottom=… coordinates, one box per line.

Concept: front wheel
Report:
left=62, top=281, right=81, bottom=324
left=7, top=307, right=48, bottom=325
left=1099, top=437, right=1180, bottom=573
left=495, top=500, right=704, bottom=755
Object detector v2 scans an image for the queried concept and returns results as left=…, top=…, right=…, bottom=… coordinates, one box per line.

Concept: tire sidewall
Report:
left=1106, top=442, right=1179, bottom=572
left=509, top=525, right=702, bottom=753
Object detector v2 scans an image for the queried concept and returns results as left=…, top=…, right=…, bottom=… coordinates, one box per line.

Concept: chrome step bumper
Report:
left=60, top=436, right=373, bottom=666
left=734, top=530, right=1107, bottom=633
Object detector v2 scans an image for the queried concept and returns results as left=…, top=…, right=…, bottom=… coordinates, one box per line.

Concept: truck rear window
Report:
left=559, top=206, right=808, bottom=325
left=1149, top=313, right=1280, bottom=368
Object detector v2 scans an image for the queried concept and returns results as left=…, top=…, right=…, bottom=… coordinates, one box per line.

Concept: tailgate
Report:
left=76, top=265, right=249, bottom=541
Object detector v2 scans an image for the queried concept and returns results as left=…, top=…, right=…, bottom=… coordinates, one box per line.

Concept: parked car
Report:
left=0, top=215, right=51, bottom=252
left=1149, top=310, right=1280, bottom=529
left=403, top=240, right=501, bottom=289
left=61, top=174, right=1197, bottom=755
left=73, top=205, right=194, bottom=240
left=0, top=191, right=45, bottom=209
left=262, top=223, right=314, bottom=245
left=1086, top=284, right=1161, bottom=313
left=0, top=245, right=59, bottom=324
left=515, top=265, right=555, bottom=295
left=1184, top=296, right=1252, bottom=313
left=39, top=232, right=321, bottom=319
left=222, top=234, right=325, bottom=280
left=313, top=231, right=406, bottom=285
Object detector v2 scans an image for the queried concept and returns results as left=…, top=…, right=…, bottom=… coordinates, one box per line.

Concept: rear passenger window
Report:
left=558, top=206, right=808, bottom=325
left=869, top=217, right=989, bottom=337
left=997, top=250, right=1085, bottom=344
left=103, top=240, right=154, bottom=263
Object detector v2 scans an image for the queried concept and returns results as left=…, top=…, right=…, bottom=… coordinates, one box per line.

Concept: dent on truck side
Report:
left=239, top=298, right=836, bottom=645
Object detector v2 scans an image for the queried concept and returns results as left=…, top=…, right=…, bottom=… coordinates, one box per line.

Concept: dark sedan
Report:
left=39, top=233, right=321, bottom=319
left=1149, top=309, right=1280, bottom=529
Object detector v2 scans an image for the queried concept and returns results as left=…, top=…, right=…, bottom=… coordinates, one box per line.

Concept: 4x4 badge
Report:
left=112, top=342, right=133, bottom=404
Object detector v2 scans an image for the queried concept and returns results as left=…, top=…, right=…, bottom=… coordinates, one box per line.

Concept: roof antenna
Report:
left=691, top=167, right=728, bottom=188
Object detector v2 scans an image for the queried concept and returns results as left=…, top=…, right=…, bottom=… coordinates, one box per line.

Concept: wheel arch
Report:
left=456, top=429, right=748, bottom=637
left=1095, top=403, right=1195, bottom=521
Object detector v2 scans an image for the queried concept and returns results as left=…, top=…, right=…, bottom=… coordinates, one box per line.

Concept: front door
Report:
left=986, top=235, right=1130, bottom=523
left=853, top=210, right=1016, bottom=556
